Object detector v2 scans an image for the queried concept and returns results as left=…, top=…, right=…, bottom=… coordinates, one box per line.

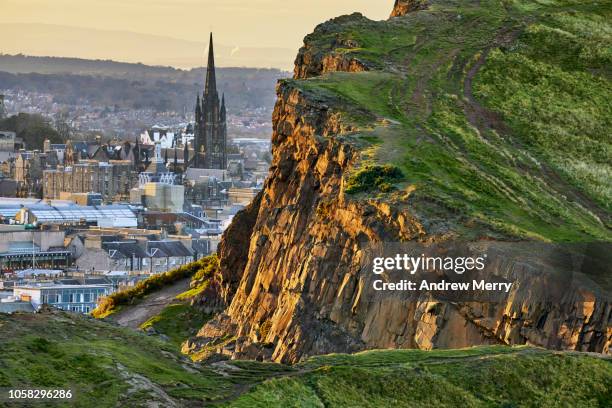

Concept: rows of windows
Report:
left=55, top=304, right=92, bottom=313
left=41, top=289, right=107, bottom=305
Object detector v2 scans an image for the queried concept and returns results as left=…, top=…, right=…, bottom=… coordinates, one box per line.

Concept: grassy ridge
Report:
left=0, top=312, right=609, bottom=407
left=229, top=346, right=611, bottom=407
left=293, top=0, right=611, bottom=241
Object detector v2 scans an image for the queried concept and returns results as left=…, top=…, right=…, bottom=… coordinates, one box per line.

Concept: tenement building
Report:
left=43, top=160, right=137, bottom=202
left=192, top=34, right=228, bottom=170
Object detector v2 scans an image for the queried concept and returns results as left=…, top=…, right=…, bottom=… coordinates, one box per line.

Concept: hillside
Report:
left=0, top=311, right=609, bottom=407
left=0, top=56, right=286, bottom=114
left=187, top=0, right=612, bottom=363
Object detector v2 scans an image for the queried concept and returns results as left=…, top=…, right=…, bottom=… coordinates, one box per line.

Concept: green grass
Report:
left=290, top=0, right=611, bottom=241
left=0, top=312, right=234, bottom=407
left=473, top=13, right=612, bottom=211
left=228, top=347, right=612, bottom=407
left=1, top=312, right=609, bottom=407
left=139, top=303, right=210, bottom=349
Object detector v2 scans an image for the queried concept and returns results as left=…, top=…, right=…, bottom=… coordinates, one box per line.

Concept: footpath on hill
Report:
left=107, top=277, right=191, bottom=329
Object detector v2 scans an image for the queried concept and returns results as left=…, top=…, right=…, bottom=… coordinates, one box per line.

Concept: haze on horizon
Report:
left=0, top=0, right=392, bottom=69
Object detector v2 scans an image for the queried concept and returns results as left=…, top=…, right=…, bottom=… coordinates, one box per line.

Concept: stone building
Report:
left=14, top=151, right=58, bottom=197
left=42, top=160, right=137, bottom=202
left=129, top=142, right=184, bottom=212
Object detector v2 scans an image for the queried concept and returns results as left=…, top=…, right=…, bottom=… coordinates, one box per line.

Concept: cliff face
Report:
left=293, top=13, right=372, bottom=80
left=189, top=80, right=426, bottom=362
left=188, top=1, right=612, bottom=363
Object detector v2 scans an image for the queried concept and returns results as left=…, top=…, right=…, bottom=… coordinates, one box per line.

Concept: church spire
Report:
left=134, top=136, right=141, bottom=168
left=174, top=146, right=178, bottom=165
left=195, top=94, right=201, bottom=120
left=220, top=93, right=226, bottom=120
left=184, top=140, right=189, bottom=166
left=204, top=33, right=217, bottom=99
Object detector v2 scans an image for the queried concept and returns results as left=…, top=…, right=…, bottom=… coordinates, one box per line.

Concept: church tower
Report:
left=193, top=33, right=228, bottom=169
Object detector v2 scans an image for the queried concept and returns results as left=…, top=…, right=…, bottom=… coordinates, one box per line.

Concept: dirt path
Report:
left=109, top=278, right=191, bottom=329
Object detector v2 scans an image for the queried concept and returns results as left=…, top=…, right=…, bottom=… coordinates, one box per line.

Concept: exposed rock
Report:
left=193, top=192, right=262, bottom=313
left=189, top=2, right=611, bottom=364
left=391, top=0, right=430, bottom=18
left=294, top=13, right=371, bottom=79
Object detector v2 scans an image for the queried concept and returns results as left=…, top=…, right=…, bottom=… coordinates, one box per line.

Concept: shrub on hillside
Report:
left=345, top=165, right=404, bottom=194
left=92, top=255, right=219, bottom=318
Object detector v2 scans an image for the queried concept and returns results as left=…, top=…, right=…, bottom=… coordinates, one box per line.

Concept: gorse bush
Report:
left=345, top=165, right=404, bottom=194
left=176, top=254, right=220, bottom=300
left=191, top=255, right=219, bottom=283
left=92, top=254, right=219, bottom=318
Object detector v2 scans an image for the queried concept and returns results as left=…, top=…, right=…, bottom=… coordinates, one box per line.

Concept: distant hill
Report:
left=0, top=54, right=184, bottom=77
left=0, top=23, right=294, bottom=69
left=0, top=55, right=289, bottom=114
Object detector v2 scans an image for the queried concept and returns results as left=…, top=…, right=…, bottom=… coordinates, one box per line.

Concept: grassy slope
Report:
left=0, top=311, right=295, bottom=407
left=230, top=346, right=611, bottom=407
left=139, top=303, right=210, bottom=349
left=1, top=312, right=609, bottom=407
left=0, top=311, right=228, bottom=407
left=292, top=0, right=611, bottom=241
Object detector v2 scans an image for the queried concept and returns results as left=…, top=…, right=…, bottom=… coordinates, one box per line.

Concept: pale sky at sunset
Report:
left=0, top=0, right=393, bottom=68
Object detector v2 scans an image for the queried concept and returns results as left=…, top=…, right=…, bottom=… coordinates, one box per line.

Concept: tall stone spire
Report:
left=191, top=32, right=227, bottom=170
left=204, top=33, right=217, bottom=99
left=195, top=94, right=201, bottom=122
left=220, top=93, right=226, bottom=120
left=184, top=140, right=190, bottom=167
left=134, top=136, right=141, bottom=168
left=174, top=146, right=178, bottom=168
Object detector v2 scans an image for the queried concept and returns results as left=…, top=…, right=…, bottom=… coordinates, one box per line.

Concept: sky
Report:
left=0, top=0, right=393, bottom=68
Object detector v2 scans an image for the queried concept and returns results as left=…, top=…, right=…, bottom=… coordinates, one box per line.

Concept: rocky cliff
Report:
left=187, top=0, right=612, bottom=363
left=391, top=0, right=430, bottom=17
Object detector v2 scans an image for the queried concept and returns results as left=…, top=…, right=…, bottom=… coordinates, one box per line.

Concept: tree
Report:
left=0, top=113, right=62, bottom=150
